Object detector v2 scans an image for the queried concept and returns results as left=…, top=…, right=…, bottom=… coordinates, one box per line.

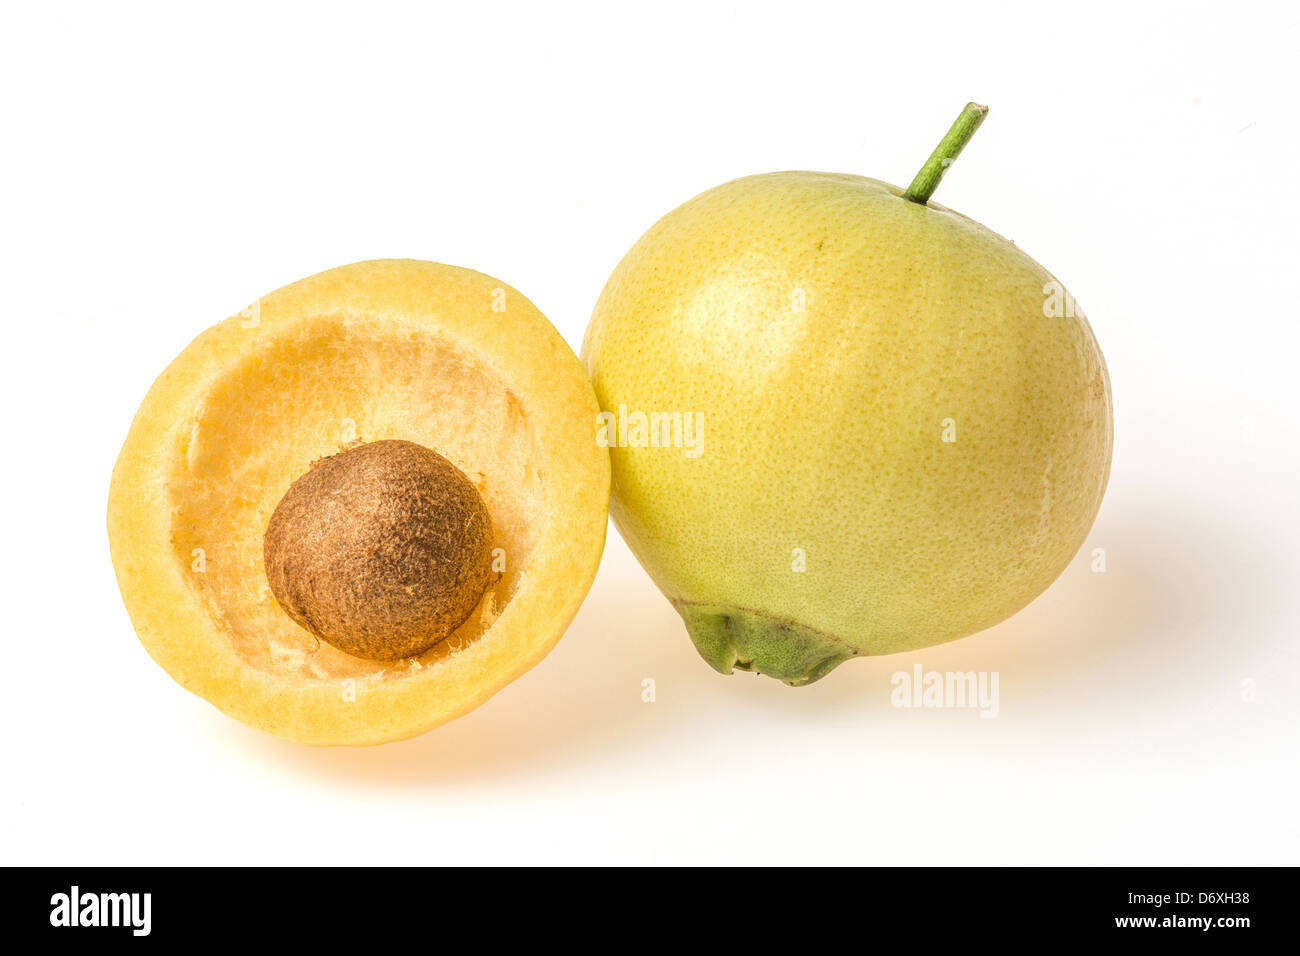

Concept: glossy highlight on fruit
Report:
left=109, top=260, right=609, bottom=744
left=583, top=105, right=1112, bottom=685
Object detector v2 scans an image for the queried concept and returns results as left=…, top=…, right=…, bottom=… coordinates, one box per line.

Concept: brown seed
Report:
left=264, top=439, right=494, bottom=660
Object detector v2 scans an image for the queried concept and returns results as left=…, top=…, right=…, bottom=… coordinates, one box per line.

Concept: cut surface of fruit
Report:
left=109, top=259, right=609, bottom=744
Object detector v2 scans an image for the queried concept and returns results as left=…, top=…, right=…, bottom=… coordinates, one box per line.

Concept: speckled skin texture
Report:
left=264, top=440, right=495, bottom=661
left=583, top=172, right=1112, bottom=678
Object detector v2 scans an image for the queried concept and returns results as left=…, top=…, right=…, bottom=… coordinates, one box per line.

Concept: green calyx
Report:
left=674, top=601, right=859, bottom=686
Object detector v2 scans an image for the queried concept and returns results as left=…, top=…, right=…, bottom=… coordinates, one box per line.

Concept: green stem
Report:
left=901, top=102, right=988, bottom=205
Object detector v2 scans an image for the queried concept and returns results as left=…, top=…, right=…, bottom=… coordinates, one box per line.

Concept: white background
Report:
left=2, top=1, right=1297, bottom=865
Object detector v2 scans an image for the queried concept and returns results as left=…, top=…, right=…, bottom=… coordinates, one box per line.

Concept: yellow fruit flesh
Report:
left=110, top=260, right=609, bottom=744
left=584, top=172, right=1111, bottom=672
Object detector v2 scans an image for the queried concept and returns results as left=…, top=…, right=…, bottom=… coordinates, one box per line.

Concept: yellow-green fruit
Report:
left=582, top=117, right=1111, bottom=685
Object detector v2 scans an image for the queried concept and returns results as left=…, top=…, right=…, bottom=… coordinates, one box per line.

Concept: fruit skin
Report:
left=109, top=260, right=609, bottom=744
left=583, top=172, right=1112, bottom=684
